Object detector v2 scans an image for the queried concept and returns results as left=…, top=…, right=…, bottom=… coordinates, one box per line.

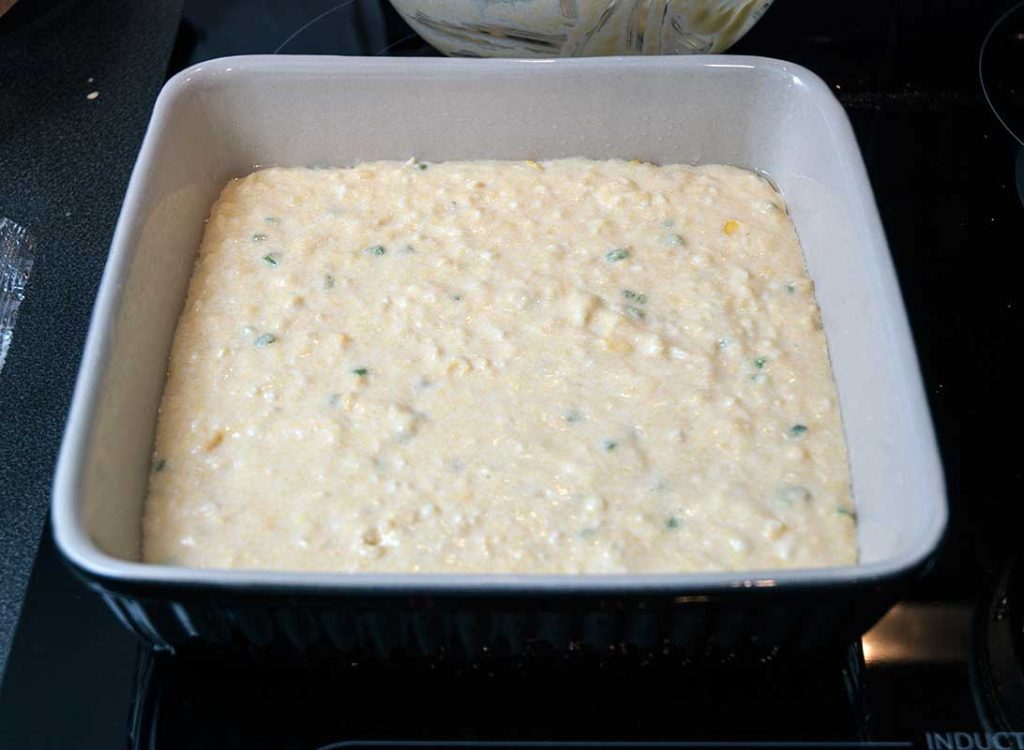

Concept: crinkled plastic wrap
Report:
left=388, top=0, right=774, bottom=57
left=0, top=218, right=36, bottom=374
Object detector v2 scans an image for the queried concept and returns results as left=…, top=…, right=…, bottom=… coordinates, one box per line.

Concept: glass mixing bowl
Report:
left=387, top=0, right=773, bottom=57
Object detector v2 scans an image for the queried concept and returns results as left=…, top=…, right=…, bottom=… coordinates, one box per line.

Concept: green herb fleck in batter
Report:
left=252, top=233, right=269, bottom=242
left=254, top=333, right=277, bottom=347
left=264, top=216, right=279, bottom=225
left=837, top=506, right=857, bottom=520
left=789, top=424, right=808, bottom=438
left=777, top=484, right=812, bottom=505
left=666, top=516, right=681, bottom=529
left=785, top=282, right=796, bottom=294
left=262, top=253, right=280, bottom=267
left=352, top=367, right=368, bottom=377
left=603, top=439, right=618, bottom=451
left=754, top=357, right=767, bottom=369
left=153, top=458, right=166, bottom=472
left=416, top=163, right=428, bottom=171
left=365, top=245, right=387, bottom=256
left=605, top=248, right=629, bottom=263
left=625, top=305, right=646, bottom=321
left=665, top=233, right=685, bottom=247
left=564, top=409, right=583, bottom=424
left=324, top=274, right=335, bottom=289
left=717, top=338, right=730, bottom=349
left=622, top=289, right=647, bottom=304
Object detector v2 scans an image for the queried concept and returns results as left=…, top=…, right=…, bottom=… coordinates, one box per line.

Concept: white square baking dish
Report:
left=52, top=55, right=946, bottom=658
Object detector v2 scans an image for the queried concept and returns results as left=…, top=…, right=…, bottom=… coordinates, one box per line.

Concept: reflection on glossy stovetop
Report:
left=127, top=601, right=993, bottom=749
left=130, top=644, right=874, bottom=749
left=1, top=0, right=1021, bottom=747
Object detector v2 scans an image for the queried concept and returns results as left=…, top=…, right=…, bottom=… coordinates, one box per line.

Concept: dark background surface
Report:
left=0, top=0, right=1021, bottom=747
left=0, top=0, right=184, bottom=677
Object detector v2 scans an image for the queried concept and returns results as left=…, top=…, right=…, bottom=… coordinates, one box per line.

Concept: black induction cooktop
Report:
left=0, top=1, right=1020, bottom=748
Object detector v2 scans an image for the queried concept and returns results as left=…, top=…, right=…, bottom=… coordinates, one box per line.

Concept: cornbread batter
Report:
left=143, top=159, right=856, bottom=573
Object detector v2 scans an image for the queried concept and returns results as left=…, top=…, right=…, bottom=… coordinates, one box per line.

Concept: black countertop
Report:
left=0, top=0, right=1021, bottom=746
left=0, top=0, right=184, bottom=676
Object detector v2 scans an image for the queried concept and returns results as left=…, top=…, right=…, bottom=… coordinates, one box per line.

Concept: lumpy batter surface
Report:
left=143, top=159, right=856, bottom=573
